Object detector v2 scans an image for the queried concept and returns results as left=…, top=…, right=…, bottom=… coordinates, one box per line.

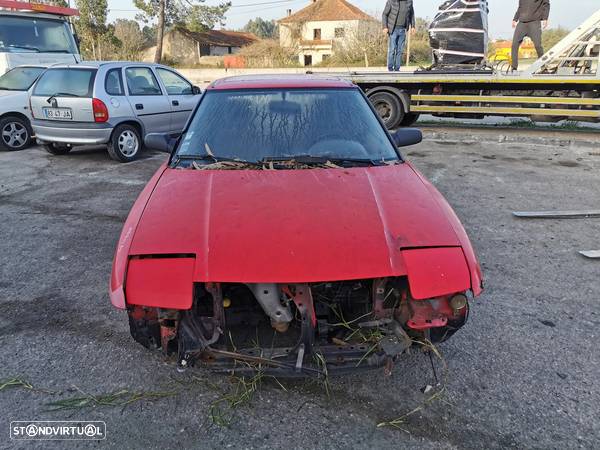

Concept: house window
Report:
left=322, top=54, right=330, bottom=62
left=334, top=28, right=345, bottom=38
left=313, top=28, right=321, bottom=40
left=304, top=54, right=313, bottom=66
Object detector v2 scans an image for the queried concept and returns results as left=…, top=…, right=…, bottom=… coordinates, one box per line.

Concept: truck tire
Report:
left=0, top=116, right=32, bottom=151
left=368, top=91, right=405, bottom=130
left=42, top=142, right=72, bottom=155
left=400, top=113, right=420, bottom=127
left=107, top=124, right=142, bottom=163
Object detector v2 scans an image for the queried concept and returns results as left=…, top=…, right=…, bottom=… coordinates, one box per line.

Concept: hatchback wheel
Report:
left=108, top=124, right=141, bottom=162
left=0, top=116, right=31, bottom=151
left=42, top=142, right=72, bottom=155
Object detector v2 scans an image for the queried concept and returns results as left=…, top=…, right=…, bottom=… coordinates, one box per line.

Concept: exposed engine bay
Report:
left=127, top=278, right=470, bottom=377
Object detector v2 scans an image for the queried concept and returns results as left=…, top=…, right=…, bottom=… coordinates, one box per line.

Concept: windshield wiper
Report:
left=42, top=50, right=72, bottom=53
left=172, top=154, right=258, bottom=167
left=46, top=92, right=78, bottom=104
left=261, top=155, right=393, bottom=167
left=6, top=45, right=40, bottom=52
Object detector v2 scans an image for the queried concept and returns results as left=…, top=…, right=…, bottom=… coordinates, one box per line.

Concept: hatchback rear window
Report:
left=33, top=69, right=96, bottom=98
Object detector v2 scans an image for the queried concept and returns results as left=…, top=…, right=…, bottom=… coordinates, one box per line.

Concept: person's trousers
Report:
left=511, top=20, right=544, bottom=69
left=387, top=27, right=407, bottom=71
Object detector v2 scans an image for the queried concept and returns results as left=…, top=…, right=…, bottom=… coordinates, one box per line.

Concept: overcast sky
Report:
left=106, top=0, right=599, bottom=39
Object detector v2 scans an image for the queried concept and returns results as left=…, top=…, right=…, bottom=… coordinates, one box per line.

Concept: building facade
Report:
left=279, top=0, right=375, bottom=66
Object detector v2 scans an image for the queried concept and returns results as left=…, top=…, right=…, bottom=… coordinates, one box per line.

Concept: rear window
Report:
left=0, top=66, right=44, bottom=91
left=33, top=69, right=96, bottom=98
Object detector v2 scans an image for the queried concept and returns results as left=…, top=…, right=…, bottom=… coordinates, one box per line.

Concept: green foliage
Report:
left=113, top=19, right=146, bottom=61
left=134, top=0, right=230, bottom=28
left=186, top=3, right=231, bottom=32
left=542, top=27, right=570, bottom=52
left=243, top=17, right=278, bottom=39
left=74, top=0, right=111, bottom=59
left=39, top=0, right=69, bottom=7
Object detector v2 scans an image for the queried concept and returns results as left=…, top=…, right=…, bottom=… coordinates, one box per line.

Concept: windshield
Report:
left=0, top=16, right=77, bottom=54
left=176, top=88, right=399, bottom=164
left=0, top=66, right=44, bottom=90
left=33, top=68, right=96, bottom=98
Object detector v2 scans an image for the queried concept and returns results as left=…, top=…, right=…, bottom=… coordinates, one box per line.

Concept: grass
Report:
left=0, top=378, right=34, bottom=391
left=45, top=387, right=177, bottom=411
left=376, top=339, right=449, bottom=430
left=418, top=118, right=599, bottom=132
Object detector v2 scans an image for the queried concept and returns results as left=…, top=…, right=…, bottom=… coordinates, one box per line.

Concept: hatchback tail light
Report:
left=92, top=98, right=109, bottom=123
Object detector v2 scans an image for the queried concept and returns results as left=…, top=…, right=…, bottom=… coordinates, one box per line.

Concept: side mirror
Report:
left=145, top=133, right=176, bottom=153
left=192, top=85, right=202, bottom=95
left=391, top=128, right=422, bottom=148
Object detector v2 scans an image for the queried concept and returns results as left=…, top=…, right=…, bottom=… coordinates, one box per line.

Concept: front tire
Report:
left=369, top=91, right=405, bottom=130
left=0, top=116, right=31, bottom=151
left=107, top=124, right=142, bottom=163
left=400, top=113, right=420, bottom=127
left=42, top=142, right=72, bottom=155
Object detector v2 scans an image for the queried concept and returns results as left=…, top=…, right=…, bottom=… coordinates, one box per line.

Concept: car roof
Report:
left=208, top=75, right=356, bottom=91
left=42, top=62, right=171, bottom=70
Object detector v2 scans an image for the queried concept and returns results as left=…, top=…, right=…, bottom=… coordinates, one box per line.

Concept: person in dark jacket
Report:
left=382, top=0, right=415, bottom=71
left=511, top=0, right=550, bottom=70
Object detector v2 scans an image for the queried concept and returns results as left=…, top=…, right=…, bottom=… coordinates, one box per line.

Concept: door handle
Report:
left=135, top=104, right=144, bottom=110
left=172, top=100, right=179, bottom=106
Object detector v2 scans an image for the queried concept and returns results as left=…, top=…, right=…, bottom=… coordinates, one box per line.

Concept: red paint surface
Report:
left=109, top=163, right=167, bottom=309
left=0, top=0, right=79, bottom=16
left=402, top=247, right=471, bottom=300
left=129, top=164, right=464, bottom=284
left=126, top=258, right=195, bottom=310
left=408, top=163, right=484, bottom=296
left=209, top=75, right=354, bottom=91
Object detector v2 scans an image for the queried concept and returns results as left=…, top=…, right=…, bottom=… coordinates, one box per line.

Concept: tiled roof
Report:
left=279, top=0, right=374, bottom=24
left=176, top=28, right=258, bottom=47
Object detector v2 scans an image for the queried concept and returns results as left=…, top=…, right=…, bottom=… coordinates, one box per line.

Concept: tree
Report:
left=542, top=27, right=570, bottom=52
left=134, top=0, right=231, bottom=63
left=243, top=18, right=278, bottom=39
left=40, top=0, right=69, bottom=6
left=186, top=3, right=230, bottom=32
left=113, top=19, right=146, bottom=61
left=75, top=0, right=110, bottom=59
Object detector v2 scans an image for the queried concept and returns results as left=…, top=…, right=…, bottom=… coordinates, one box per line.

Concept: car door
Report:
left=155, top=67, right=200, bottom=133
left=124, top=66, right=172, bottom=134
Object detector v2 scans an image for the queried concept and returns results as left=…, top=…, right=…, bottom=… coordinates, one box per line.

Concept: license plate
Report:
left=43, top=107, right=73, bottom=120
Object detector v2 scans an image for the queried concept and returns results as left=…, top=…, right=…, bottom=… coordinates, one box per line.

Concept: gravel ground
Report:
left=0, top=128, right=599, bottom=449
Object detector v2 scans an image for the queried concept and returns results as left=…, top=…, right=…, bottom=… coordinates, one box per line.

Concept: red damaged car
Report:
left=110, top=75, right=483, bottom=376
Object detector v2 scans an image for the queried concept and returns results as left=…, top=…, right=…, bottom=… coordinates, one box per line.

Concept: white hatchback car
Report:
left=0, top=65, right=45, bottom=151
left=30, top=62, right=202, bottom=162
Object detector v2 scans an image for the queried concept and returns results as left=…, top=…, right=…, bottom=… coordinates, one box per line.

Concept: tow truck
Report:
left=346, top=8, right=600, bottom=129
left=0, top=0, right=80, bottom=75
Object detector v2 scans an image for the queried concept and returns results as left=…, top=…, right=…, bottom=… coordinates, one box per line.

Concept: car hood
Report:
left=129, top=163, right=463, bottom=283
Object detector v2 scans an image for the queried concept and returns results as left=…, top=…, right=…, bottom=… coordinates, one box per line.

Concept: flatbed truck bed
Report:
left=331, top=10, right=600, bottom=129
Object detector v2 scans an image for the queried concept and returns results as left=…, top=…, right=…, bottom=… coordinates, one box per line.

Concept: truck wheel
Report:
left=42, top=143, right=72, bottom=155
left=0, top=116, right=31, bottom=151
left=400, top=113, right=420, bottom=127
left=108, top=124, right=141, bottom=163
left=369, top=91, right=405, bottom=130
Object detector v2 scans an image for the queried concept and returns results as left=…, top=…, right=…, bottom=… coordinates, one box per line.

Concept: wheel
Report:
left=0, top=116, right=31, bottom=151
left=400, top=113, right=420, bottom=127
left=368, top=91, right=405, bottom=130
left=107, top=124, right=142, bottom=162
left=42, top=142, right=72, bottom=155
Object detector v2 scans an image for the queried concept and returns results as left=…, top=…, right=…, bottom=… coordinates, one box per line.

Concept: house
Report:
left=144, top=28, right=259, bottom=66
left=278, top=0, right=375, bottom=66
